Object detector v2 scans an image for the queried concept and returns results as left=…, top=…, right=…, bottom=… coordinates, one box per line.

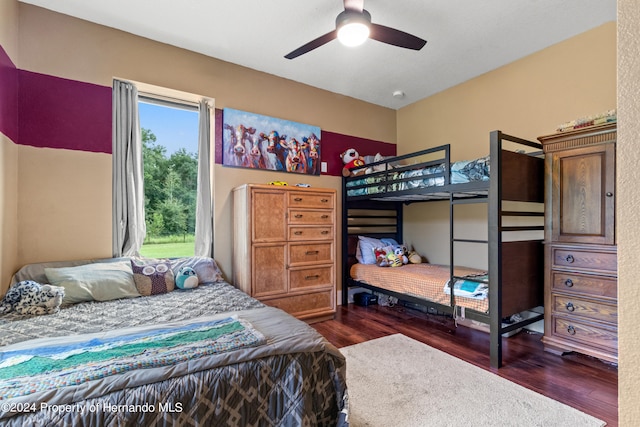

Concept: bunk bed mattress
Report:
left=346, top=156, right=490, bottom=197
left=0, top=281, right=346, bottom=426
left=350, top=263, right=488, bottom=313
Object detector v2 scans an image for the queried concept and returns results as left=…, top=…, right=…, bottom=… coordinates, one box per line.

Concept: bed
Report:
left=342, top=131, right=545, bottom=368
left=0, top=257, right=347, bottom=426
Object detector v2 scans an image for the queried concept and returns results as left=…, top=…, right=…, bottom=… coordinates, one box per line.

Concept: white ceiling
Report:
left=20, top=0, right=616, bottom=109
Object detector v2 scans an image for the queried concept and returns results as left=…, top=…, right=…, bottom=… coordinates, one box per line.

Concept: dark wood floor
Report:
left=312, top=303, right=618, bottom=426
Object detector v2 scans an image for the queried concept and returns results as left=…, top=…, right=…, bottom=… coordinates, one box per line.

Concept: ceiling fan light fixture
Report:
left=336, top=10, right=371, bottom=47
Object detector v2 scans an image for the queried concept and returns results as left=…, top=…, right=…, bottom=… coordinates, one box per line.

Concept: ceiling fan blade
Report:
left=369, top=23, right=426, bottom=50
left=284, top=30, right=338, bottom=59
left=343, top=0, right=364, bottom=12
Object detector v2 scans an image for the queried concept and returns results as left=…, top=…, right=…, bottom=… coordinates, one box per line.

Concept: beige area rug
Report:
left=340, top=334, right=605, bottom=427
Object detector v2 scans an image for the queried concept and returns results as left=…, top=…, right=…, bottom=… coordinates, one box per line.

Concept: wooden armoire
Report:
left=538, top=122, right=617, bottom=363
left=232, top=184, right=337, bottom=323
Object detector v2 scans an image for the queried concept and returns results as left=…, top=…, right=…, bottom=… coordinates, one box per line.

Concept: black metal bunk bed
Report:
left=341, top=131, right=545, bottom=368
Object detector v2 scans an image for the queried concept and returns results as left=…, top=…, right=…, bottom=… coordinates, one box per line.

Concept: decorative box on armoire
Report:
left=232, top=184, right=336, bottom=323
left=538, top=122, right=617, bottom=363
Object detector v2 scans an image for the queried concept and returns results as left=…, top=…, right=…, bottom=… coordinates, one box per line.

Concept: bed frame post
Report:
left=342, top=176, right=349, bottom=306
left=489, top=130, right=503, bottom=368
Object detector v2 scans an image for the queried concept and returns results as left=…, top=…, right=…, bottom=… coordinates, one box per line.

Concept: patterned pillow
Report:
left=130, top=259, right=175, bottom=296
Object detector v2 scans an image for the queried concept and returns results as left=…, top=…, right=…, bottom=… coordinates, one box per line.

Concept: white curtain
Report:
left=194, top=100, right=214, bottom=257
left=112, top=79, right=146, bottom=257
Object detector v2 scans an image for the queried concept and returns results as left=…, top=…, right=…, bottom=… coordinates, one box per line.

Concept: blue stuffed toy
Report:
left=175, top=266, right=199, bottom=289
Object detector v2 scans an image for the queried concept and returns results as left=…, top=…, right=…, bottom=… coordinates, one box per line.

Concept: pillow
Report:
left=169, top=256, right=224, bottom=283
left=44, top=260, right=140, bottom=304
left=356, top=236, right=384, bottom=264
left=130, top=258, right=175, bottom=296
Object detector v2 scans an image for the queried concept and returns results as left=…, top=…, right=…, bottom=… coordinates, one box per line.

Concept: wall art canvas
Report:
left=222, top=108, right=321, bottom=175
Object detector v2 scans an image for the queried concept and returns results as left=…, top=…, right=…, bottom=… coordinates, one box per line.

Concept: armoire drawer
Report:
left=288, top=192, right=334, bottom=208
left=289, top=209, right=333, bottom=225
left=551, top=271, right=617, bottom=299
left=552, top=247, right=617, bottom=273
left=552, top=316, right=617, bottom=352
left=552, top=294, right=617, bottom=324
left=289, top=242, right=333, bottom=265
left=289, top=265, right=334, bottom=290
left=288, top=226, right=333, bottom=240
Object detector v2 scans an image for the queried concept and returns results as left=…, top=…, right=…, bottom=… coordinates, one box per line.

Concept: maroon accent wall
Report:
left=214, top=109, right=396, bottom=177
left=0, top=45, right=18, bottom=142
left=18, top=70, right=112, bottom=153
left=6, top=66, right=394, bottom=164
left=321, top=131, right=396, bottom=176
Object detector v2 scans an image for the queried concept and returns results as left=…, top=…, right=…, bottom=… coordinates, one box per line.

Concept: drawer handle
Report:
left=321, top=215, right=329, bottom=219
left=321, top=230, right=329, bottom=235
left=567, top=325, right=576, bottom=335
left=305, top=274, right=320, bottom=280
left=294, top=197, right=303, bottom=201
left=306, top=250, right=319, bottom=255
left=564, top=278, right=574, bottom=288
left=295, top=214, right=303, bottom=218
left=294, top=231, right=303, bottom=235
left=565, top=255, right=575, bottom=263
left=321, top=198, right=329, bottom=203
left=565, top=302, right=575, bottom=312
left=606, top=192, right=613, bottom=197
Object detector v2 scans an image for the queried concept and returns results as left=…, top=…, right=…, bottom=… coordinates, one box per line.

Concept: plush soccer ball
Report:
left=175, top=266, right=199, bottom=289
left=340, top=148, right=366, bottom=177
left=0, top=280, right=65, bottom=316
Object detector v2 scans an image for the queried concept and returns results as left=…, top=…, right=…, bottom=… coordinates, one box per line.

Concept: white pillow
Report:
left=44, top=260, right=140, bottom=304
left=169, top=256, right=225, bottom=283
left=356, top=236, right=384, bottom=264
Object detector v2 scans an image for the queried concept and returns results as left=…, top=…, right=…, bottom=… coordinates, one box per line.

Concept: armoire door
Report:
left=551, top=143, right=615, bottom=245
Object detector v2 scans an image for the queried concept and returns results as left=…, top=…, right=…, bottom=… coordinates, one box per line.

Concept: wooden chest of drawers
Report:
left=539, top=123, right=617, bottom=363
left=543, top=244, right=617, bottom=361
left=232, top=184, right=336, bottom=322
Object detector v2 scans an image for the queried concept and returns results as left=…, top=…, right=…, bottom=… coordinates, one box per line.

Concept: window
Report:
left=112, top=79, right=213, bottom=259
left=138, top=97, right=199, bottom=257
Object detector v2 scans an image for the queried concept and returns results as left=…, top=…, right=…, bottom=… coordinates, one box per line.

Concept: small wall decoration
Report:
left=222, top=108, right=322, bottom=175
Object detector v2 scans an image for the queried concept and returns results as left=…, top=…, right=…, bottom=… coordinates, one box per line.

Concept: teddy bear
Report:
left=175, top=266, right=199, bottom=289
left=0, top=280, right=65, bottom=316
left=408, top=249, right=424, bottom=264
left=340, top=148, right=366, bottom=177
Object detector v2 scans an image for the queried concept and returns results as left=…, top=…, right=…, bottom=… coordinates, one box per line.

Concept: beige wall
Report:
left=396, top=23, right=616, bottom=267
left=6, top=1, right=640, bottom=424
left=618, top=0, right=639, bottom=424
left=15, top=3, right=397, bottom=283
left=0, top=0, right=20, bottom=292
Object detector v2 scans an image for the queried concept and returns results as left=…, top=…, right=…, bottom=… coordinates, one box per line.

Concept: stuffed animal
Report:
left=340, top=148, right=366, bottom=177
left=0, top=280, right=64, bottom=315
left=408, top=249, right=423, bottom=264
left=393, top=245, right=409, bottom=265
left=365, top=152, right=389, bottom=174
left=374, top=247, right=390, bottom=267
left=175, top=266, right=199, bottom=289
left=386, top=253, right=403, bottom=267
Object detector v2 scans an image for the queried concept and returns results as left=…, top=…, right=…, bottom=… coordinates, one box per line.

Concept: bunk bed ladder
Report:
left=449, top=195, right=489, bottom=309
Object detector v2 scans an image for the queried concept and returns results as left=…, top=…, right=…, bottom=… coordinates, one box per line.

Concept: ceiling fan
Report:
left=284, top=0, right=427, bottom=59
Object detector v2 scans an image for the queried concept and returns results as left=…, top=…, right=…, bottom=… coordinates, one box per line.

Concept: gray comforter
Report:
left=0, top=282, right=347, bottom=426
